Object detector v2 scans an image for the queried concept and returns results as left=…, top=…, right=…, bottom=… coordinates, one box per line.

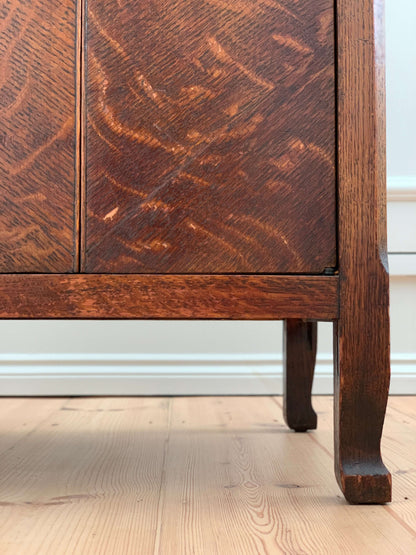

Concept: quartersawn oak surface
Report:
left=0, top=0, right=78, bottom=272
left=84, top=0, right=337, bottom=273
left=0, top=274, right=339, bottom=319
left=333, top=0, right=391, bottom=503
left=0, top=396, right=414, bottom=554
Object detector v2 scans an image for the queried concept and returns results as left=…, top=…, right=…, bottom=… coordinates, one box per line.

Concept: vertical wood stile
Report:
left=334, top=0, right=391, bottom=503
left=78, top=0, right=87, bottom=272
left=74, top=0, right=82, bottom=271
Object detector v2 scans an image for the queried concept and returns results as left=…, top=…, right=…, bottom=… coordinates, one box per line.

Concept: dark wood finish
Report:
left=0, top=0, right=392, bottom=506
left=0, top=0, right=78, bottom=272
left=334, top=0, right=391, bottom=504
left=83, top=0, right=336, bottom=274
left=283, top=319, right=317, bottom=432
left=0, top=274, right=338, bottom=320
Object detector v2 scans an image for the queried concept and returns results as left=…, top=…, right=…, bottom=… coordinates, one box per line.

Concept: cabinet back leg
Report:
left=283, top=319, right=317, bottom=432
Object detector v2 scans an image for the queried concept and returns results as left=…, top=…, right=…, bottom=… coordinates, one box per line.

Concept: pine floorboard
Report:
left=0, top=395, right=414, bottom=554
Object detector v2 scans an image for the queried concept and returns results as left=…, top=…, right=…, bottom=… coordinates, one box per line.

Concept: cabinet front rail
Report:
left=0, top=274, right=338, bottom=320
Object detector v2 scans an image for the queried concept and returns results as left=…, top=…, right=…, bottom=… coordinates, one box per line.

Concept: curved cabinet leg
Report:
left=335, top=0, right=392, bottom=505
left=333, top=315, right=391, bottom=504
left=283, top=319, right=317, bottom=432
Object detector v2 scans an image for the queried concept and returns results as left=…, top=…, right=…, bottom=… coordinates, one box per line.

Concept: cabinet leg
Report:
left=333, top=318, right=391, bottom=504
left=283, top=319, right=317, bottom=432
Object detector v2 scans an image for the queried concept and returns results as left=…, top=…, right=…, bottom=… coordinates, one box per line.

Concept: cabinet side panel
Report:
left=0, top=0, right=78, bottom=272
left=83, top=0, right=336, bottom=274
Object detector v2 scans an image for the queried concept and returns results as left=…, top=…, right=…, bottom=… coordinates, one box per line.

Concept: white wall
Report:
left=385, top=0, right=416, bottom=393
left=0, top=0, right=415, bottom=395
left=386, top=0, right=416, bottom=177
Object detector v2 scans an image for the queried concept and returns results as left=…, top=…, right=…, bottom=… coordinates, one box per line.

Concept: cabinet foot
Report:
left=333, top=318, right=391, bottom=504
left=337, top=461, right=391, bottom=504
left=283, top=319, right=317, bottom=432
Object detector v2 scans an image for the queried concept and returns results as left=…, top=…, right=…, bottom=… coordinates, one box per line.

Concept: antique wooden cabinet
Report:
left=0, top=0, right=391, bottom=503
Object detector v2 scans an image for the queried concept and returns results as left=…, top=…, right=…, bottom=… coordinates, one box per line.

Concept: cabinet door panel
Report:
left=0, top=0, right=78, bottom=272
left=84, top=0, right=336, bottom=274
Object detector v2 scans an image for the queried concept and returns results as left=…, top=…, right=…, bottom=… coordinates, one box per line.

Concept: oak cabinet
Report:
left=0, top=0, right=391, bottom=504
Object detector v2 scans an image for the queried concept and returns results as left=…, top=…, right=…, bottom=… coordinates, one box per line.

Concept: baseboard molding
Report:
left=0, top=353, right=414, bottom=396
left=387, top=176, right=416, bottom=201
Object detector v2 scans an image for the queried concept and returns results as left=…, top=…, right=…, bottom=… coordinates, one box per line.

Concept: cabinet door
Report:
left=0, top=0, right=78, bottom=272
left=84, top=0, right=336, bottom=274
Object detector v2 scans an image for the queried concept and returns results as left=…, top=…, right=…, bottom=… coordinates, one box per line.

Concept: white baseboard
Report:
left=387, top=176, right=416, bottom=201
left=0, top=353, right=414, bottom=396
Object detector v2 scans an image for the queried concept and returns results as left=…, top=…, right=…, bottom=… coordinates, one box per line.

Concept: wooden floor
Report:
left=0, top=396, right=415, bottom=554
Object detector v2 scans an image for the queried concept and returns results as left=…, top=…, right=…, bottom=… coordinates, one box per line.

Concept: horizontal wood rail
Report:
left=0, top=274, right=338, bottom=320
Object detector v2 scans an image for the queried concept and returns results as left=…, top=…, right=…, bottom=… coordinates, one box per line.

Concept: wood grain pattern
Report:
left=0, top=396, right=415, bottom=554
left=0, top=0, right=78, bottom=272
left=0, top=0, right=392, bottom=507
left=283, top=319, right=317, bottom=432
left=334, top=0, right=391, bottom=503
left=0, top=274, right=338, bottom=320
left=83, top=0, right=336, bottom=273
left=0, top=397, right=171, bottom=554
